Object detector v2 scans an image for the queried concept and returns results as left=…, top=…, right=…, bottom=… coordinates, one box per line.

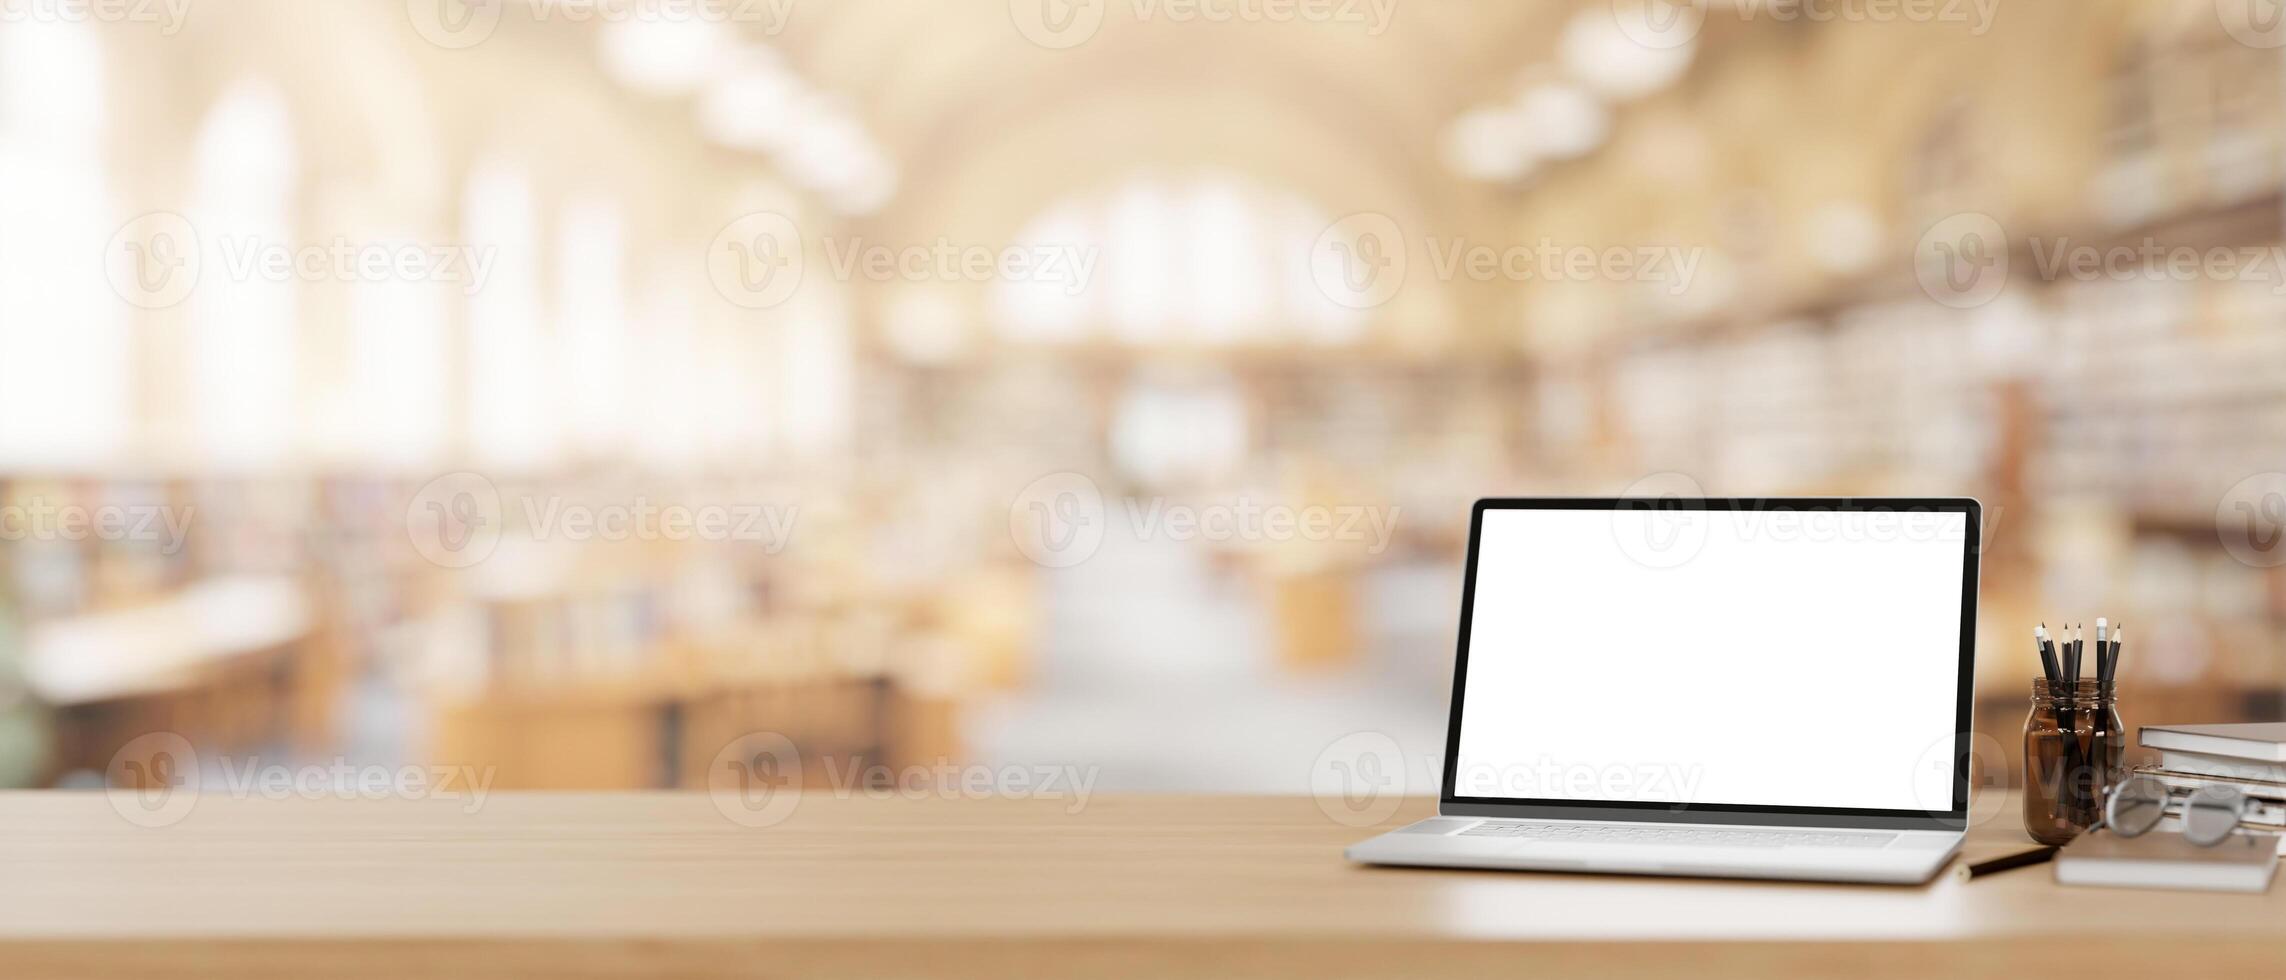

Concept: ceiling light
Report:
left=827, top=154, right=899, bottom=216
left=1806, top=201, right=1884, bottom=275
left=1441, top=105, right=1537, bottom=183
left=697, top=45, right=801, bottom=151
left=1559, top=7, right=1695, bottom=101
left=1516, top=83, right=1608, bottom=161
left=598, top=17, right=724, bottom=97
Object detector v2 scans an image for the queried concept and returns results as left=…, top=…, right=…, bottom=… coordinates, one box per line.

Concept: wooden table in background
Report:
left=4, top=790, right=2282, bottom=978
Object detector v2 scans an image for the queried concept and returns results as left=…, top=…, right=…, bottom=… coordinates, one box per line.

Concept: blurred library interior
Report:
left=1, top=0, right=2284, bottom=796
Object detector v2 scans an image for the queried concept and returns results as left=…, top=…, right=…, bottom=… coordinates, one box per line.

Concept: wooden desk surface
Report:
left=4, top=790, right=2281, bottom=978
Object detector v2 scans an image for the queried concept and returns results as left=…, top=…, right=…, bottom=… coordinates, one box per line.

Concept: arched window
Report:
left=630, top=266, right=701, bottom=469
left=556, top=197, right=628, bottom=457
left=346, top=234, right=449, bottom=470
left=463, top=162, right=557, bottom=470
left=188, top=80, right=299, bottom=470
left=993, top=201, right=1097, bottom=344
left=991, top=172, right=1364, bottom=347
left=777, top=282, right=852, bottom=459
left=1109, top=369, right=1249, bottom=488
left=0, top=22, right=126, bottom=467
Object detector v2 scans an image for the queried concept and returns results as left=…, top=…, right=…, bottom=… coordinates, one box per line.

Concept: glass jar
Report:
left=2023, top=678, right=2124, bottom=845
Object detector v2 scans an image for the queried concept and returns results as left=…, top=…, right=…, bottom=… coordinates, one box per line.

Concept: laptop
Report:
left=1347, top=497, right=1980, bottom=884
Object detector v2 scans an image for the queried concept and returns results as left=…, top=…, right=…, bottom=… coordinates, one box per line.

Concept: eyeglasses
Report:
left=2102, top=773, right=2254, bottom=847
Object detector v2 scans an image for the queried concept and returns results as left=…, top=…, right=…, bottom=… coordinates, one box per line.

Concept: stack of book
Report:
left=2137, top=722, right=2286, bottom=845
left=2053, top=723, right=2286, bottom=893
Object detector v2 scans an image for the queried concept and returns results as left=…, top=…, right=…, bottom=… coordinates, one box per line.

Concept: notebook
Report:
left=2055, top=830, right=2279, bottom=893
left=2142, top=723, right=2286, bottom=763
left=2152, top=751, right=2286, bottom=786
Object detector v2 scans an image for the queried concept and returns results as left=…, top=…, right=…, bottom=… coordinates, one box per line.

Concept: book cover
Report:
left=2141, top=723, right=2286, bottom=763
left=2150, top=752, right=2286, bottom=788
left=2056, top=830, right=2278, bottom=892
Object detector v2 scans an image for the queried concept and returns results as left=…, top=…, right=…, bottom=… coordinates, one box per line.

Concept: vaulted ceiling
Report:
left=765, top=2, right=1575, bottom=245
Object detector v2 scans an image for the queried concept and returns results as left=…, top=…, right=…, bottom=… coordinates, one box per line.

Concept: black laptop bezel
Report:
left=1437, top=497, right=1981, bottom=832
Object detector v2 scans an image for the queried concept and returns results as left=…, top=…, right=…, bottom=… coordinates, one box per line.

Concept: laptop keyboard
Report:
left=1459, top=822, right=1896, bottom=849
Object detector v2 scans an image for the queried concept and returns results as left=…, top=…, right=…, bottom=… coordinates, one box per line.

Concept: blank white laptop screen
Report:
left=1451, top=506, right=1970, bottom=812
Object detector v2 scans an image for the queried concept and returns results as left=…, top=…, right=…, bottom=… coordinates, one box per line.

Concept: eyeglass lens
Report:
left=2105, top=776, right=2170, bottom=838
left=2181, top=785, right=2248, bottom=848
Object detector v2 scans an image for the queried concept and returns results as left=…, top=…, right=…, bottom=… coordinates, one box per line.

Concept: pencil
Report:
left=1954, top=844, right=2060, bottom=881
left=2100, top=624, right=2122, bottom=699
left=2063, top=622, right=2081, bottom=698
left=2062, top=623, right=2083, bottom=817
left=2035, top=623, right=2061, bottom=689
